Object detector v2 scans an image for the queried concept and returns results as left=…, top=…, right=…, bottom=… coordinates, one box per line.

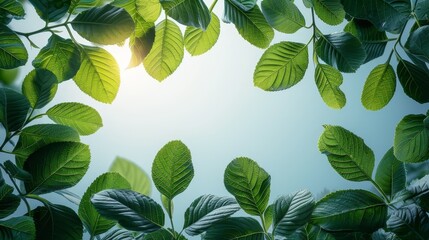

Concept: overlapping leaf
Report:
left=161, top=0, right=211, bottom=29
left=109, top=156, right=151, bottom=195
left=143, top=229, right=185, bottom=240
left=128, top=19, right=155, bottom=68
left=387, top=204, right=429, bottom=240
left=261, top=0, right=305, bottom=33
left=0, top=193, right=19, bottom=219
left=28, top=0, right=70, bottom=22
left=203, top=217, right=265, bottom=240
left=184, top=13, right=220, bottom=56
left=405, top=25, right=429, bottom=63
left=361, top=63, right=396, bottom=110
left=230, top=0, right=256, bottom=11
left=22, top=69, right=57, bottom=109
left=397, top=58, right=429, bottom=103
left=0, top=0, right=25, bottom=19
left=315, top=64, right=346, bottom=109
left=112, top=0, right=161, bottom=23
left=375, top=148, right=406, bottom=198
left=0, top=25, right=28, bottom=69
left=313, top=0, right=345, bottom=25
left=0, top=216, right=35, bottom=240
left=3, top=160, right=32, bottom=181
left=0, top=88, right=30, bottom=132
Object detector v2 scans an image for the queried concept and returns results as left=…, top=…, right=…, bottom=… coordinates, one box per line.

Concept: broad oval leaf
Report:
left=109, top=156, right=151, bottom=195
left=152, top=140, right=193, bottom=199
left=318, top=125, right=375, bottom=182
left=375, top=148, right=406, bottom=198
left=22, top=68, right=57, bottom=109
left=0, top=25, right=28, bottom=69
left=47, top=102, right=103, bottom=135
left=313, top=0, right=345, bottom=25
left=143, top=19, right=184, bottom=81
left=416, top=0, right=429, bottom=20
left=261, top=0, right=305, bottom=33
left=397, top=59, right=429, bottom=103
left=316, top=32, right=366, bottom=73
left=143, top=228, right=185, bottom=240
left=161, top=0, right=211, bottom=29
left=73, top=46, right=120, bottom=103
left=387, top=204, right=429, bottom=240
left=230, top=0, right=257, bottom=11
left=315, top=64, right=346, bottom=109
left=32, top=34, right=81, bottom=82
left=0, top=193, right=20, bottom=219
left=91, top=189, right=165, bottom=232
left=311, top=189, right=387, bottom=232
left=254, top=41, right=308, bottom=91
left=0, top=0, right=25, bottom=19
left=361, top=63, right=396, bottom=110
left=28, top=0, right=70, bottom=22
left=128, top=18, right=155, bottom=68
left=184, top=194, right=240, bottom=236
left=0, top=216, right=35, bottom=240
left=224, top=2, right=274, bottom=48
left=224, top=157, right=271, bottom=216
left=23, top=142, right=90, bottom=194
left=71, top=4, right=134, bottom=45
left=112, top=0, right=161, bottom=23
left=79, top=172, right=131, bottom=236
left=203, top=217, right=265, bottom=240
left=405, top=25, right=429, bottom=63
left=0, top=88, right=30, bottom=132
left=184, top=13, right=220, bottom=56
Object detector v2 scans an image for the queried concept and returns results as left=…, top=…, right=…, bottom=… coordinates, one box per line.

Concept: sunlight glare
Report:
left=104, top=40, right=132, bottom=70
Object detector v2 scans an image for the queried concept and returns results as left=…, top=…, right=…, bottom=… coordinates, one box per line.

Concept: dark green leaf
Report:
left=387, top=204, right=429, bottom=240
left=203, top=217, right=265, bottom=240
left=143, top=228, right=185, bottom=240
left=289, top=224, right=336, bottom=240
left=303, top=0, right=313, bottom=8
left=0, top=88, right=30, bottom=132
left=361, top=63, right=396, bottom=110
left=313, top=0, right=345, bottom=25
left=372, top=229, right=400, bottom=240
left=0, top=25, right=28, bottom=69
left=261, top=0, right=305, bottom=33
left=406, top=174, right=429, bottom=211
left=315, top=64, right=346, bottom=109
left=0, top=193, right=19, bottom=219
left=91, top=189, right=165, bottom=232
left=397, top=58, right=429, bottom=103
left=184, top=13, right=220, bottom=56
left=0, top=216, right=35, bottom=240
left=109, top=156, right=151, bottom=196
left=28, top=0, right=70, bottom=22
left=161, top=0, right=211, bottom=29
left=3, top=160, right=32, bottom=181
left=22, top=69, right=57, bottom=109
left=128, top=19, right=155, bottom=68
left=229, top=0, right=256, bottom=11
left=224, top=157, right=271, bottom=216
left=416, top=0, right=429, bottom=20
left=405, top=25, right=429, bottom=63
left=0, top=0, right=25, bottom=19
left=100, top=228, right=134, bottom=240
left=69, top=0, right=103, bottom=13
left=375, top=148, right=406, bottom=198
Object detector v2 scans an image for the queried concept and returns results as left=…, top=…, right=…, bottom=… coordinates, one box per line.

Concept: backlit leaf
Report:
left=0, top=88, right=30, bottom=132
left=0, top=25, right=28, bottom=69
left=315, top=64, right=346, bottom=109
left=112, top=0, right=161, bottom=23
left=375, top=148, right=406, bottom=198
left=0, top=216, right=35, bottom=240
left=109, top=156, right=151, bottom=195
left=128, top=18, right=155, bottom=68
left=361, top=63, right=396, bottom=110
left=261, top=0, right=305, bottom=33
left=22, top=69, right=57, bottom=109
left=203, top=217, right=265, bottom=240
left=28, top=0, right=70, bottom=22
left=313, top=0, right=345, bottom=25
left=161, top=0, right=211, bottom=29
left=184, top=13, right=220, bottom=56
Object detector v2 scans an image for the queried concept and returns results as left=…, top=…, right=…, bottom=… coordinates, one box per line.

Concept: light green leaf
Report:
left=254, top=41, right=308, bottom=91
left=112, top=0, right=161, bottom=23
left=223, top=2, right=274, bottom=48
left=0, top=216, right=35, bottom=240
left=109, top=156, right=151, bottom=196
left=405, top=25, right=429, bottom=63
left=0, top=88, right=30, bottom=132
left=152, top=140, right=193, bottom=199
left=22, top=69, right=57, bottom=109
left=318, top=125, right=375, bottom=182
left=261, top=0, right=305, bottom=34
left=0, top=25, right=28, bottom=69
left=69, top=0, right=103, bottom=13
left=316, top=32, right=366, bottom=73
left=230, top=0, right=256, bottom=11
left=184, top=13, right=220, bottom=56
left=387, top=204, right=429, bottom=240
left=361, top=63, right=396, bottom=110
left=263, top=204, right=274, bottom=232
left=0, top=193, right=19, bottom=219
left=375, top=148, right=406, bottom=198
left=47, top=102, right=103, bottom=135
left=28, top=0, right=70, bottom=22
left=24, top=142, right=90, bottom=195
left=32, top=34, right=81, bottom=82
left=315, top=64, right=346, bottom=109
left=0, top=0, right=25, bottom=18
left=143, top=228, right=185, bottom=240
left=73, top=46, right=120, bottom=103
left=184, top=195, right=240, bottom=236
left=161, top=0, right=211, bottom=29
left=313, top=0, right=345, bottom=25
left=160, top=194, right=173, bottom=215
left=224, top=157, right=271, bottom=216
left=311, top=189, right=387, bottom=232
left=79, top=172, right=130, bottom=236
left=143, top=19, right=184, bottom=81
left=397, top=58, right=429, bottom=103
left=203, top=217, right=265, bottom=239
left=303, top=0, right=313, bottom=8
left=91, top=189, right=165, bottom=232
left=128, top=19, right=155, bottom=68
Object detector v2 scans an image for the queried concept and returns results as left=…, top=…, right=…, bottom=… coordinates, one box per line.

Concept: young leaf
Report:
left=315, top=32, right=366, bottom=73
left=0, top=25, right=28, bottom=69
left=143, top=228, right=185, bottom=240
left=261, top=0, right=306, bottom=34
left=28, top=0, right=70, bottom=22
left=3, top=160, right=32, bottom=181
left=22, top=69, right=57, bottom=109
left=46, top=102, right=103, bottom=135
left=32, top=34, right=81, bottom=82
left=375, top=148, right=406, bottom=198
left=315, top=64, right=346, bottom=109
left=224, top=157, right=271, bottom=216
left=160, top=0, right=211, bottom=29
left=109, top=156, right=152, bottom=196
left=184, top=13, right=220, bottom=56
left=223, top=2, right=274, bottom=48
left=387, top=204, right=429, bottom=240
left=361, top=63, right=396, bottom=110
left=79, top=172, right=131, bottom=236
left=0, top=0, right=25, bottom=19
left=313, top=0, right=345, bottom=25
left=91, top=189, right=165, bottom=232
left=263, top=205, right=274, bottom=232
left=254, top=41, right=308, bottom=91
left=152, top=140, right=193, bottom=199
left=184, top=195, right=240, bottom=236
left=0, top=88, right=30, bottom=132
left=311, top=189, right=387, bottom=232
left=397, top=58, right=429, bottom=103
left=318, top=125, right=375, bottom=182
left=0, top=193, right=20, bottom=219
left=24, top=142, right=90, bottom=194
left=71, top=4, right=134, bottom=45
left=203, top=217, right=265, bottom=239
left=0, top=216, right=35, bottom=240
left=143, top=19, right=184, bottom=81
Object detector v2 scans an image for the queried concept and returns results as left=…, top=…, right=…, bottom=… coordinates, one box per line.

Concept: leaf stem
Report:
left=311, top=8, right=319, bottom=65
left=167, top=199, right=176, bottom=238
left=0, top=163, right=32, bottom=215
left=209, top=0, right=219, bottom=12
left=14, top=23, right=67, bottom=37
left=369, top=178, right=390, bottom=203
left=259, top=215, right=272, bottom=240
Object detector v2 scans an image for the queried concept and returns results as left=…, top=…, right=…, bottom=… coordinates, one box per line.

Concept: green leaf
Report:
left=203, top=217, right=265, bottom=239
left=160, top=194, right=173, bottom=215
left=289, top=224, right=337, bottom=240
left=263, top=204, right=273, bottom=231
left=32, top=34, right=81, bottom=82
left=261, top=0, right=305, bottom=33
left=128, top=20, right=155, bottom=68
left=143, top=228, right=185, bottom=240
left=375, top=148, right=406, bottom=198
left=79, top=172, right=131, bottom=236
left=406, top=174, right=429, bottom=211
left=28, top=0, right=70, bottom=22
left=22, top=69, right=57, bottom=109
left=152, top=140, right=193, bottom=199
left=313, top=0, right=345, bottom=25
left=31, top=204, right=83, bottom=240
left=71, top=4, right=134, bottom=45
left=316, top=32, right=366, bottom=73
left=372, top=229, right=400, bottom=240
left=24, top=142, right=90, bottom=194
left=0, top=88, right=30, bottom=132
left=315, top=64, right=346, bottom=109
left=405, top=25, right=429, bottom=63
left=387, top=204, right=429, bottom=240
left=109, top=156, right=151, bottom=196
left=3, top=160, right=32, bottom=181
left=318, top=125, right=375, bottom=182
left=0, top=193, right=19, bottom=219
left=394, top=113, right=429, bottom=163
left=397, top=59, right=429, bottom=103
left=161, top=0, right=210, bottom=29
left=311, top=189, right=387, bottom=232
left=0, top=25, right=28, bottom=69
left=184, top=13, right=220, bottom=56
left=341, top=0, right=411, bottom=33
left=143, top=19, right=184, bottom=81
left=0, top=216, right=35, bottom=240
left=415, top=0, right=429, bottom=20
left=100, top=228, right=134, bottom=240
left=273, top=190, right=315, bottom=237
left=69, top=0, right=104, bottom=13
left=46, top=102, right=103, bottom=135
left=112, top=0, right=161, bottom=23
left=253, top=41, right=308, bottom=91
left=91, top=189, right=165, bottom=232
left=303, top=0, right=313, bottom=8
left=229, top=0, right=256, bottom=11
left=0, top=0, right=25, bottom=19
left=223, top=2, right=274, bottom=48
left=184, top=194, right=240, bottom=235
left=224, top=157, right=271, bottom=216
left=361, top=63, right=396, bottom=110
